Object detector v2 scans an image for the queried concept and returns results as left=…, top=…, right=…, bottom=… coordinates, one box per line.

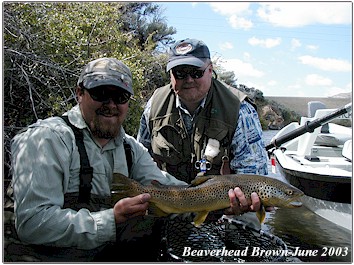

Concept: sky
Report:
left=158, top=2, right=352, bottom=97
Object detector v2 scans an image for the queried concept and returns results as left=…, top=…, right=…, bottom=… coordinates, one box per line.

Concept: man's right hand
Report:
left=113, top=193, right=151, bottom=224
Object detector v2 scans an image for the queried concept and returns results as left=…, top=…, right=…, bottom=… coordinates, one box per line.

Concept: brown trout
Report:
left=112, top=173, right=303, bottom=226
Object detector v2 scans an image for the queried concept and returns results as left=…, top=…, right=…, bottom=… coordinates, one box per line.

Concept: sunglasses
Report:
left=172, top=64, right=211, bottom=80
left=85, top=87, right=131, bottom=105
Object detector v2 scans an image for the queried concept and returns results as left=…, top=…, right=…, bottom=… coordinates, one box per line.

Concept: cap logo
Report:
left=175, top=43, right=193, bottom=55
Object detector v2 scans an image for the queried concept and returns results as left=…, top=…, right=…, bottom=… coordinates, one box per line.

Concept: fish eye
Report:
left=286, top=189, right=294, bottom=195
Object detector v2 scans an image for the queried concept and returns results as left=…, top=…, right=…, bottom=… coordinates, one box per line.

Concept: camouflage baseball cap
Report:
left=166, top=39, right=210, bottom=71
left=78, top=58, right=133, bottom=95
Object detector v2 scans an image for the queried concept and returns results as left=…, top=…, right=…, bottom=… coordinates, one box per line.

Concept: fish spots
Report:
left=112, top=173, right=303, bottom=226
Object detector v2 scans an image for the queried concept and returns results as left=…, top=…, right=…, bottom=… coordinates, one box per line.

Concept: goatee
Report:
left=91, top=113, right=121, bottom=139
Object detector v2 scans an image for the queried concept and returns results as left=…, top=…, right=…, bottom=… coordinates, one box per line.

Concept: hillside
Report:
left=265, top=96, right=352, bottom=117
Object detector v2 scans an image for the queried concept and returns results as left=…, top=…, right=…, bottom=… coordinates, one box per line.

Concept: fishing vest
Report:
left=149, top=78, right=250, bottom=183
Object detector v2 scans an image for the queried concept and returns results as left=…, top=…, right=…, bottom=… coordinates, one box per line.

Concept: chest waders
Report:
left=61, top=117, right=164, bottom=262
left=61, top=116, right=132, bottom=211
left=6, top=118, right=160, bottom=262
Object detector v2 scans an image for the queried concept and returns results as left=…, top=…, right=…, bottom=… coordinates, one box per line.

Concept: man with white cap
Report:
left=139, top=39, right=268, bottom=180
left=138, top=39, right=269, bottom=218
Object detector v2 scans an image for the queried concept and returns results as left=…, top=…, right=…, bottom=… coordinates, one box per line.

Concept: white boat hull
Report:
left=300, top=195, right=352, bottom=231
left=274, top=148, right=351, bottom=203
left=269, top=102, right=352, bottom=231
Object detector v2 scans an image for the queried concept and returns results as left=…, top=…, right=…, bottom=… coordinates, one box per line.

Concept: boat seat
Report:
left=342, top=140, right=352, bottom=162
left=315, top=133, right=351, bottom=147
left=308, top=101, right=329, bottom=133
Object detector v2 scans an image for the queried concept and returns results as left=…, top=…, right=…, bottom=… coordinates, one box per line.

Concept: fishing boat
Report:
left=267, top=101, right=352, bottom=231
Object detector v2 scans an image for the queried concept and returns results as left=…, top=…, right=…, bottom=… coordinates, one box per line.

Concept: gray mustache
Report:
left=96, top=106, right=119, bottom=116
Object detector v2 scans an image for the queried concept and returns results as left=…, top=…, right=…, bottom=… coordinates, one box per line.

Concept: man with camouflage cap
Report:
left=11, top=58, right=187, bottom=261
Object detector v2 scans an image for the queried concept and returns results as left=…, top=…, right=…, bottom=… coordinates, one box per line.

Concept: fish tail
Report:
left=111, top=173, right=141, bottom=200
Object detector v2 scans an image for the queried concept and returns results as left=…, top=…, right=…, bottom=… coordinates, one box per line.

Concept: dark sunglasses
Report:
left=85, top=87, right=131, bottom=105
left=172, top=64, right=211, bottom=80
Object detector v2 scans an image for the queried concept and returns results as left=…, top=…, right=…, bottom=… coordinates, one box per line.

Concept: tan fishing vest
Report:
left=149, top=79, right=249, bottom=183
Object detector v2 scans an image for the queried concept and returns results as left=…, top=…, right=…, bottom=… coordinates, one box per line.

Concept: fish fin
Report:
left=148, top=203, right=169, bottom=217
left=111, top=173, right=141, bottom=202
left=190, top=176, right=213, bottom=186
left=112, top=173, right=130, bottom=182
left=151, top=180, right=190, bottom=189
left=256, top=205, right=266, bottom=223
left=192, top=211, right=209, bottom=226
left=112, top=173, right=134, bottom=192
left=151, top=180, right=163, bottom=187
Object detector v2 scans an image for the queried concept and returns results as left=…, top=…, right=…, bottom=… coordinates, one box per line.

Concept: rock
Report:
left=261, top=105, right=284, bottom=130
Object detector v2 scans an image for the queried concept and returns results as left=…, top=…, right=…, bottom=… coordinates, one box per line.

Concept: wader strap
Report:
left=123, top=140, right=132, bottom=176
left=61, top=116, right=93, bottom=204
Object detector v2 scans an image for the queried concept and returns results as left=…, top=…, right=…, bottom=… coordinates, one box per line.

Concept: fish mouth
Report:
left=289, top=201, right=302, bottom=207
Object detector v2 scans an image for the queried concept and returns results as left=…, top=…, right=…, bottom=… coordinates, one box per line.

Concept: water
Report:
left=260, top=130, right=352, bottom=262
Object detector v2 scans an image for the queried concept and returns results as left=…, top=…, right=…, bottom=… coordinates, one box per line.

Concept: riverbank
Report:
left=265, top=96, right=351, bottom=117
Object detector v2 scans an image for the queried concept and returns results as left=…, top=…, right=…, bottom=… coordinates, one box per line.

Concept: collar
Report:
left=65, top=104, right=87, bottom=130
left=176, top=94, right=208, bottom=117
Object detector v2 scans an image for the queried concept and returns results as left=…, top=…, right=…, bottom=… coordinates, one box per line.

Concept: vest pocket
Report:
left=151, top=126, right=183, bottom=165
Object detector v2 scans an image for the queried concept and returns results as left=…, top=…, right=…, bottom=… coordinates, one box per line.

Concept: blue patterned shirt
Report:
left=137, top=95, right=268, bottom=175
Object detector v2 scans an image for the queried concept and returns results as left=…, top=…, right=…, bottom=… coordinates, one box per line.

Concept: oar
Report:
left=266, top=103, right=352, bottom=151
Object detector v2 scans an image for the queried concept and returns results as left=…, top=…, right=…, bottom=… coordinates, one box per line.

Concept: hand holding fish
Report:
left=113, top=193, right=151, bottom=224
left=112, top=173, right=303, bottom=226
left=225, top=187, right=275, bottom=216
left=226, top=187, right=260, bottom=215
